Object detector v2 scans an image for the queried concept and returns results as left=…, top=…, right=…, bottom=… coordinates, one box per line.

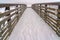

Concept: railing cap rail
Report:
left=0, top=3, right=26, bottom=8
left=33, top=2, right=60, bottom=5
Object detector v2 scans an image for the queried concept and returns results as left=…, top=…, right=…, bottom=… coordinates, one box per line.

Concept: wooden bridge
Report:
left=0, top=2, right=60, bottom=40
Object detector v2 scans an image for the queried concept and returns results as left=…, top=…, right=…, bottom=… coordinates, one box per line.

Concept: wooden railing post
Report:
left=0, top=24, right=2, bottom=40
left=39, top=4, right=40, bottom=16
left=19, top=5, right=21, bottom=17
left=5, top=6, right=11, bottom=36
left=40, top=4, right=42, bottom=17
left=16, top=5, right=18, bottom=14
left=5, top=6, right=10, bottom=21
left=57, top=5, right=60, bottom=36
left=44, top=5, right=47, bottom=22
left=20, top=5, right=22, bottom=15
left=16, top=5, right=19, bottom=22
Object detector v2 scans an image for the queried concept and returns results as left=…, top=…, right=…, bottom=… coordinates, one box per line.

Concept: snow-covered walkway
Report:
left=8, top=8, right=60, bottom=40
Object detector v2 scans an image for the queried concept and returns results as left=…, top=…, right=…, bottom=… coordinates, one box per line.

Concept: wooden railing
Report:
left=0, top=4, right=27, bottom=40
left=32, top=2, right=60, bottom=37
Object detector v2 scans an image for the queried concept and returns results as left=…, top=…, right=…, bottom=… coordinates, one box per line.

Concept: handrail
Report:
left=33, top=2, right=60, bottom=5
left=32, top=2, right=60, bottom=37
left=0, top=4, right=27, bottom=40
left=0, top=3, right=26, bottom=8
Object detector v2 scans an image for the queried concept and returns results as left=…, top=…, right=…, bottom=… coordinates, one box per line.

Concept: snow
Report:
left=8, top=8, right=60, bottom=40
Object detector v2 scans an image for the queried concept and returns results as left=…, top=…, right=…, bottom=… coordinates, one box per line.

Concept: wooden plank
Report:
left=0, top=11, right=18, bottom=25
left=47, top=11, right=57, bottom=16
left=46, top=14, right=57, bottom=22
left=46, top=19, right=58, bottom=32
left=41, top=6, right=56, bottom=11
left=0, top=7, right=20, bottom=18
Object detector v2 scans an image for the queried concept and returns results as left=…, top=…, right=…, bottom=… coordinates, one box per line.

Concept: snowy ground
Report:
left=8, top=8, right=60, bottom=40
